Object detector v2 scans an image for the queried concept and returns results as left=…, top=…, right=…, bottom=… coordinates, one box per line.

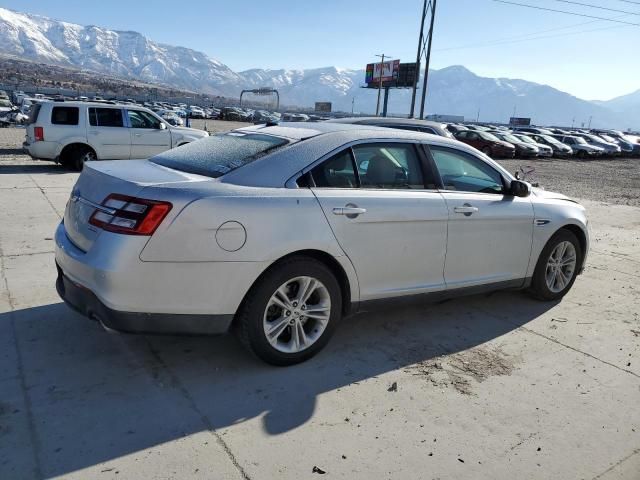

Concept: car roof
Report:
left=222, top=122, right=512, bottom=188
left=325, top=116, right=445, bottom=128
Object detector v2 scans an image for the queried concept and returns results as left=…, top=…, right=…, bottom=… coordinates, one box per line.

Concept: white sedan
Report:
left=55, top=123, right=589, bottom=365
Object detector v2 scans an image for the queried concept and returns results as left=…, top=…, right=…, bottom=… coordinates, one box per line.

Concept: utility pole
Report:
left=419, top=0, right=437, bottom=119
left=375, top=54, right=389, bottom=116
left=351, top=96, right=355, bottom=114
left=588, top=115, right=593, bottom=129
left=476, top=109, right=480, bottom=122
left=409, top=0, right=428, bottom=118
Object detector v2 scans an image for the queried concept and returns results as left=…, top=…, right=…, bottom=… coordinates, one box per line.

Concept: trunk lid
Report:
left=64, top=160, right=209, bottom=252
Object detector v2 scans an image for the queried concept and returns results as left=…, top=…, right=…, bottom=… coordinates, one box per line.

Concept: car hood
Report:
left=531, top=187, right=578, bottom=203
left=170, top=126, right=209, bottom=137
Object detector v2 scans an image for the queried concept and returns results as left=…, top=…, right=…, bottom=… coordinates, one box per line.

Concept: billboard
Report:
left=510, top=117, right=531, bottom=126
left=365, top=59, right=400, bottom=84
left=396, top=62, right=418, bottom=88
left=314, top=102, right=332, bottom=113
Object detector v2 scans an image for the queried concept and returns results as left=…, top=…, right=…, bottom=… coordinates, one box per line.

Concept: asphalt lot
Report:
left=1, top=125, right=639, bottom=479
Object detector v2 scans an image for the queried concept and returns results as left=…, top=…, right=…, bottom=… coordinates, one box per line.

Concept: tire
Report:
left=529, top=229, right=582, bottom=301
left=71, top=146, right=96, bottom=171
left=236, top=256, right=342, bottom=366
left=481, top=146, right=492, bottom=157
left=576, top=150, right=587, bottom=159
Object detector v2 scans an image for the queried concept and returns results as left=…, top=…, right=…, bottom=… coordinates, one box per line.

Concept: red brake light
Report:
left=89, top=194, right=172, bottom=236
left=34, top=126, right=44, bottom=142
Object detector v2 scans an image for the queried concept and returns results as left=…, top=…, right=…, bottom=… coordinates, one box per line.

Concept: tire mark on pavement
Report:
left=591, top=448, right=640, bottom=480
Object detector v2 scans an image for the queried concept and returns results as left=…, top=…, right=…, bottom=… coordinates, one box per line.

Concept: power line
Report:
left=435, top=14, right=629, bottom=52
left=491, top=0, right=640, bottom=26
left=435, top=22, right=628, bottom=52
left=551, top=0, right=640, bottom=16
left=616, top=0, right=640, bottom=5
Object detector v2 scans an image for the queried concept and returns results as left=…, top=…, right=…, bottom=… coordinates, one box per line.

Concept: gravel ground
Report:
left=498, top=156, right=640, bottom=207
left=2, top=125, right=639, bottom=206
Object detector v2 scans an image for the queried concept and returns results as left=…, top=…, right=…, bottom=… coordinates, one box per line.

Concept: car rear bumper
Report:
left=56, top=264, right=233, bottom=334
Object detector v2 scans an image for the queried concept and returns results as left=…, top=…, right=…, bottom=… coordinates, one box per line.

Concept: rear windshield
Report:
left=150, top=132, right=289, bottom=178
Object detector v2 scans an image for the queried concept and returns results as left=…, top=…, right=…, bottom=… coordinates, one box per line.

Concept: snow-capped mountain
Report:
left=1, top=7, right=637, bottom=128
left=0, top=7, right=242, bottom=94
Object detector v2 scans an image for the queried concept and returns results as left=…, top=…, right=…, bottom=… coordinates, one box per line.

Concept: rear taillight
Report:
left=89, top=194, right=172, bottom=236
left=34, top=126, right=44, bottom=142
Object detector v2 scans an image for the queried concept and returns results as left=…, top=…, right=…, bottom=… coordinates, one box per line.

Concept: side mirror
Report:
left=158, top=122, right=167, bottom=130
left=509, top=179, right=531, bottom=197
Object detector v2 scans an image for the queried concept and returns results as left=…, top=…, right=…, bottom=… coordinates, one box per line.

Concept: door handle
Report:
left=333, top=206, right=367, bottom=217
left=134, top=133, right=142, bottom=137
left=454, top=205, right=479, bottom=215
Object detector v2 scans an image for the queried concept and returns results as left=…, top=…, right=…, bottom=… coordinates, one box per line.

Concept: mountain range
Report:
left=0, top=7, right=638, bottom=129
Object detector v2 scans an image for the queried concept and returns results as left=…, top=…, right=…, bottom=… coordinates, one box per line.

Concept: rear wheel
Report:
left=481, top=146, right=492, bottom=157
left=71, top=146, right=96, bottom=171
left=576, top=150, right=587, bottom=159
left=236, top=256, right=342, bottom=365
left=529, top=230, right=582, bottom=301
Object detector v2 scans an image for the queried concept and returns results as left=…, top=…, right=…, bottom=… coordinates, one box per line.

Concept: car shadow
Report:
left=2, top=291, right=556, bottom=478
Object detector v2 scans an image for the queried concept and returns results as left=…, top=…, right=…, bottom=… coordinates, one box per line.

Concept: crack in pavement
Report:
left=28, top=174, right=63, bottom=219
left=591, top=448, right=640, bottom=480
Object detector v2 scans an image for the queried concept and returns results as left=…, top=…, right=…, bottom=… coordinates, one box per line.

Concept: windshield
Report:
left=599, top=134, right=616, bottom=142
left=499, top=133, right=520, bottom=143
left=516, top=135, right=536, bottom=144
left=573, top=136, right=588, bottom=145
left=0, top=99, right=11, bottom=107
left=539, top=135, right=562, bottom=146
left=479, top=131, right=500, bottom=142
left=150, top=132, right=289, bottom=178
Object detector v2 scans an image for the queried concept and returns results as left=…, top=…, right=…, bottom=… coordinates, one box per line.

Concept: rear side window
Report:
left=26, top=103, right=42, bottom=125
left=150, top=132, right=289, bottom=178
left=89, top=108, right=124, bottom=127
left=51, top=107, right=79, bottom=125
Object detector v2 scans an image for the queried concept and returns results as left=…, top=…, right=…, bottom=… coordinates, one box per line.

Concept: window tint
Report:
left=353, top=143, right=424, bottom=189
left=128, top=110, right=160, bottom=129
left=26, top=103, right=42, bottom=125
left=311, top=150, right=357, bottom=188
left=430, top=146, right=504, bottom=194
left=51, top=107, right=79, bottom=125
left=89, top=108, right=124, bottom=127
left=149, top=133, right=288, bottom=178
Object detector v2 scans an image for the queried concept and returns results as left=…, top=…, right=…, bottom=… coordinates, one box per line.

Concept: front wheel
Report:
left=529, top=230, right=582, bottom=301
left=236, top=256, right=342, bottom=365
left=482, top=146, right=492, bottom=157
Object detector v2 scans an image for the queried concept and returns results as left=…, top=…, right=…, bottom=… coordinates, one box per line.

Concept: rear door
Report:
left=87, top=107, right=131, bottom=159
left=309, top=142, right=448, bottom=300
left=127, top=109, right=171, bottom=158
left=427, top=145, right=534, bottom=288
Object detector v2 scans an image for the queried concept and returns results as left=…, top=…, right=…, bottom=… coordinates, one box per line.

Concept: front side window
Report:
left=89, top=108, right=124, bottom=127
left=353, top=143, right=425, bottom=189
left=128, top=110, right=161, bottom=129
left=430, top=146, right=504, bottom=194
left=51, top=107, right=79, bottom=125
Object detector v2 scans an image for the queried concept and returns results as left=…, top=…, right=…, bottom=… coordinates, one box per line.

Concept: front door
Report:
left=127, top=109, right=171, bottom=158
left=428, top=145, right=534, bottom=288
left=309, top=142, right=449, bottom=300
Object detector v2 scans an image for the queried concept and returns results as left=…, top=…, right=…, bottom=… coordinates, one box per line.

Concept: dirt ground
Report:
left=1, top=125, right=639, bottom=480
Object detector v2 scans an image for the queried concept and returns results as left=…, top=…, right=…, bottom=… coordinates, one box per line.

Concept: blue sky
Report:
left=2, top=0, right=638, bottom=100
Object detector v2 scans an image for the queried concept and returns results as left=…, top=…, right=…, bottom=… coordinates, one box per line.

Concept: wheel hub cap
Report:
left=545, top=241, right=577, bottom=293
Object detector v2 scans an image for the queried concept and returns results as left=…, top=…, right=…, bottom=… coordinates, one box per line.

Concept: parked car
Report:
left=188, top=106, right=205, bottom=119
left=592, top=130, right=640, bottom=156
left=54, top=122, right=589, bottom=365
left=159, top=111, right=184, bottom=126
left=512, top=134, right=553, bottom=157
left=445, top=124, right=468, bottom=135
left=551, top=135, right=604, bottom=158
left=527, top=134, right=574, bottom=157
left=491, top=132, right=539, bottom=157
left=571, top=133, right=621, bottom=156
left=512, top=126, right=555, bottom=135
left=23, top=101, right=208, bottom=170
left=595, top=132, right=634, bottom=155
left=326, top=117, right=454, bottom=138
left=454, top=130, right=516, bottom=158
left=0, top=98, right=13, bottom=114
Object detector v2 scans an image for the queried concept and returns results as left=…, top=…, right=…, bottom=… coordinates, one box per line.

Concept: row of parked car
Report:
left=325, top=117, right=639, bottom=159
left=446, top=123, right=640, bottom=158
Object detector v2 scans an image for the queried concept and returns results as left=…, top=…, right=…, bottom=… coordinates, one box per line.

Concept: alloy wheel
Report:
left=545, top=241, right=577, bottom=293
left=263, top=276, right=331, bottom=353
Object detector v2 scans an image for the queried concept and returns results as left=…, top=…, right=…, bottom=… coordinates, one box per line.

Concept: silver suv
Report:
left=23, top=101, right=209, bottom=170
